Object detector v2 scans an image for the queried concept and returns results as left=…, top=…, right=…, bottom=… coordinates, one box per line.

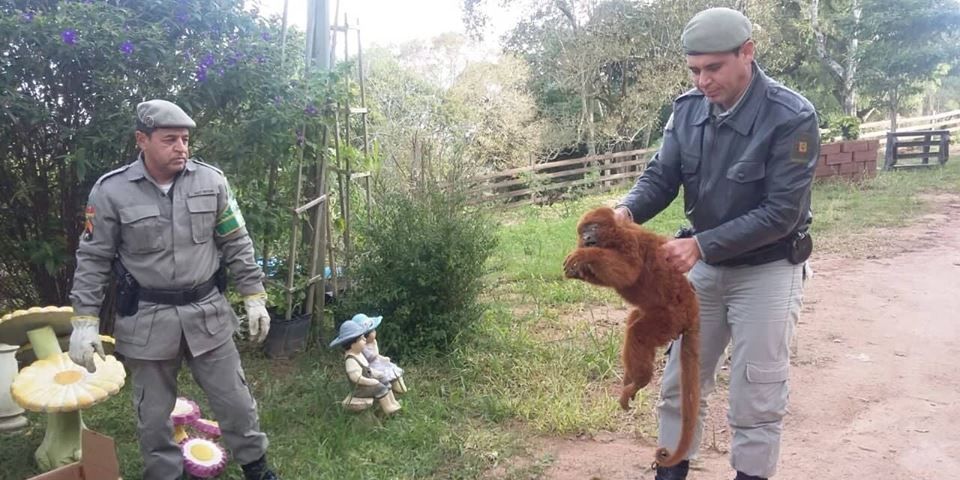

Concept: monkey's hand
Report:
left=563, top=249, right=595, bottom=281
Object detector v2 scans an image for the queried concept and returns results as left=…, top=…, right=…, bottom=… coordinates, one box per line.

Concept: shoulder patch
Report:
left=790, top=132, right=814, bottom=164
left=193, top=158, right=224, bottom=176
left=94, top=164, right=132, bottom=186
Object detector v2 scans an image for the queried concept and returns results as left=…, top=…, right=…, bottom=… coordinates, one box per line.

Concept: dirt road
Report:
left=533, top=196, right=960, bottom=480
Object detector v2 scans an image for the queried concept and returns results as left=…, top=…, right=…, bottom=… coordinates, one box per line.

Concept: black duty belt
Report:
left=716, top=231, right=813, bottom=267
left=138, top=275, right=218, bottom=306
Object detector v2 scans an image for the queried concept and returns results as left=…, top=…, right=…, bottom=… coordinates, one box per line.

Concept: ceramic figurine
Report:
left=329, top=320, right=401, bottom=415
left=350, top=314, right=407, bottom=394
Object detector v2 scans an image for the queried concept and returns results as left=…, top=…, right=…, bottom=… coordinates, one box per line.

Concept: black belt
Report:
left=138, top=275, right=218, bottom=306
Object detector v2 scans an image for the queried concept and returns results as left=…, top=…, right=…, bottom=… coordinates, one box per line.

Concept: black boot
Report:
left=242, top=455, right=279, bottom=480
left=734, top=472, right=766, bottom=480
left=655, top=460, right=689, bottom=480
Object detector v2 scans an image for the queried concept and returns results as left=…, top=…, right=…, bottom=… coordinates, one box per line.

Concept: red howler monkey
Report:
left=562, top=206, right=700, bottom=467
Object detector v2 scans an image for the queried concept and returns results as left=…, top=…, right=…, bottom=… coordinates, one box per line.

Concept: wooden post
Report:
left=884, top=131, right=896, bottom=170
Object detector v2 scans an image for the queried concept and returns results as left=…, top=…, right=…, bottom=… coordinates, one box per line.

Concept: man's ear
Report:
left=740, top=40, right=756, bottom=62
left=134, top=130, right=148, bottom=149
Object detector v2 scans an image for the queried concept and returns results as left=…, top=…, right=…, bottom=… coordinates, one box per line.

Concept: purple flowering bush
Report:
left=0, top=0, right=341, bottom=307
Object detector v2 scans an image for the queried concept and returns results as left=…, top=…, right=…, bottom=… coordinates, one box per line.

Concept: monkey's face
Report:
left=576, top=207, right=619, bottom=248
left=580, top=222, right=602, bottom=247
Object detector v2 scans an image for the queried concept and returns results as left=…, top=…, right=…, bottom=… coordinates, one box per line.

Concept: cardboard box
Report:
left=28, top=429, right=121, bottom=480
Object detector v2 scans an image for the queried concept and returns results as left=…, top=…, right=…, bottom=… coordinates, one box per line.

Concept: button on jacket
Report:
left=619, top=62, right=820, bottom=264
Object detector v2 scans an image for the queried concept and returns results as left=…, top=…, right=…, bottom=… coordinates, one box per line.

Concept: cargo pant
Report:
left=125, top=337, right=268, bottom=479
left=657, top=259, right=804, bottom=478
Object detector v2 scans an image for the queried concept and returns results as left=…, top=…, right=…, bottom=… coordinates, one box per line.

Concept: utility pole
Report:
left=305, top=0, right=330, bottom=70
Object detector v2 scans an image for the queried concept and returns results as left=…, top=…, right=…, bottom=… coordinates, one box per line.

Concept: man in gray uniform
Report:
left=614, top=8, right=819, bottom=480
left=67, top=99, right=279, bottom=480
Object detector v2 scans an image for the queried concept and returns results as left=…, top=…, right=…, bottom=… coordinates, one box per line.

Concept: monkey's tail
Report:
left=654, top=326, right=701, bottom=467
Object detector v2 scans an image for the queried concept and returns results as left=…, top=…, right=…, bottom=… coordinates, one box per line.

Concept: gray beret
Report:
left=681, top=7, right=752, bottom=55
left=136, top=99, right=196, bottom=129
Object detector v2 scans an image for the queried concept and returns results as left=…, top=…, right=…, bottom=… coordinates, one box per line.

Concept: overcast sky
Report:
left=256, top=0, right=520, bottom=50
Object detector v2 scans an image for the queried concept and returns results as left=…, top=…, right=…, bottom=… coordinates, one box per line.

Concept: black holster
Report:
left=215, top=259, right=227, bottom=293
left=787, top=231, right=813, bottom=265
left=113, top=260, right=140, bottom=317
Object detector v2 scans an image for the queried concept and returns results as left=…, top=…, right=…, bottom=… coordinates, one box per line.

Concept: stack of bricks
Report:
left=814, top=139, right=879, bottom=180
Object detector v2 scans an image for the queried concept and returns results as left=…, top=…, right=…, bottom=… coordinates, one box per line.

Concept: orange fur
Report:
left=562, top=206, right=700, bottom=467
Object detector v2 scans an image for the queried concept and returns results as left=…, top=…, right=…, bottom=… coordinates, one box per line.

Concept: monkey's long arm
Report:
left=562, top=246, right=642, bottom=289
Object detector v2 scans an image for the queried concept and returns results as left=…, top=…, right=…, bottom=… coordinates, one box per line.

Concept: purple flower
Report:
left=260, top=32, right=271, bottom=41
left=119, top=40, right=134, bottom=56
left=255, top=55, right=265, bottom=65
left=304, top=103, right=318, bottom=117
left=61, top=29, right=78, bottom=45
left=21, top=11, right=34, bottom=22
left=175, top=10, right=189, bottom=24
left=200, top=53, right=215, bottom=68
left=273, top=95, right=282, bottom=106
left=195, top=66, right=207, bottom=82
left=217, top=67, right=224, bottom=77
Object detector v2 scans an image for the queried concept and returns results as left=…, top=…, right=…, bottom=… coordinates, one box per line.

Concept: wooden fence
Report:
left=465, top=147, right=655, bottom=208
left=466, top=109, right=960, bottom=208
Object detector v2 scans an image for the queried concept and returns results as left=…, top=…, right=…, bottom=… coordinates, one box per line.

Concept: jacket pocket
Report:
left=680, top=150, right=702, bottom=211
left=186, top=192, right=217, bottom=244
left=119, top=205, right=163, bottom=253
left=200, top=298, right=225, bottom=336
left=726, top=161, right=766, bottom=183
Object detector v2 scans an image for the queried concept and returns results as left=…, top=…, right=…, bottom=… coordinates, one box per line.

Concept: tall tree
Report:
left=856, top=0, right=960, bottom=130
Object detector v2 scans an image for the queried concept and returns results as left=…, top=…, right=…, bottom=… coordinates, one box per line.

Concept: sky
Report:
left=255, top=0, right=519, bottom=52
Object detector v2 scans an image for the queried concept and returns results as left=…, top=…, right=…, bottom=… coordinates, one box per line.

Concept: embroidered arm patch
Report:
left=791, top=132, right=813, bottom=163
left=216, top=188, right=246, bottom=237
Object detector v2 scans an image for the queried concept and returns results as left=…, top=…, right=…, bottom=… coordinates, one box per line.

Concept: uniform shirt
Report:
left=69, top=156, right=265, bottom=358
left=619, top=62, right=820, bottom=264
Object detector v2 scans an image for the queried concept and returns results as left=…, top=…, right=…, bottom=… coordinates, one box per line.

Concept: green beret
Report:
left=136, top=99, right=196, bottom=129
left=681, top=7, right=752, bottom=55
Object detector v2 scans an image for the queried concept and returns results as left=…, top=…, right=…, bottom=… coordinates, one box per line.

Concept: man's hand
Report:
left=244, top=293, right=271, bottom=343
left=661, top=238, right=702, bottom=274
left=614, top=206, right=633, bottom=224
left=68, top=316, right=105, bottom=373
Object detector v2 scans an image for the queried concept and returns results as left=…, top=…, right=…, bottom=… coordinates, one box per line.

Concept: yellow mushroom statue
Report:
left=0, top=306, right=125, bottom=471
left=0, top=307, right=76, bottom=434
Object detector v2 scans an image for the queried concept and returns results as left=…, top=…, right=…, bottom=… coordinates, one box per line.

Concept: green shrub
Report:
left=339, top=186, right=498, bottom=358
left=824, top=113, right=862, bottom=140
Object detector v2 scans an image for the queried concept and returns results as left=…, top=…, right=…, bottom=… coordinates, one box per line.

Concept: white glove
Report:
left=244, top=293, right=270, bottom=343
left=69, top=316, right=105, bottom=373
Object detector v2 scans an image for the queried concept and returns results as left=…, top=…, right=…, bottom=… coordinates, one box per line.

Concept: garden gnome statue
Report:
left=329, top=320, right=401, bottom=415
left=350, top=313, right=407, bottom=394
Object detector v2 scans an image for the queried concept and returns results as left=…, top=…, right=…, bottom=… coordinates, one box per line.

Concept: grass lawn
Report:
left=2, top=161, right=958, bottom=479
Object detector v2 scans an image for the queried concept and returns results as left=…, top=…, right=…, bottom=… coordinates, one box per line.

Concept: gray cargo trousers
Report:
left=125, top=337, right=268, bottom=479
left=657, top=259, right=804, bottom=478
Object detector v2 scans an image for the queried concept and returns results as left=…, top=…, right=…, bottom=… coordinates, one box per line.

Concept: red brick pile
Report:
left=814, top=139, right=879, bottom=180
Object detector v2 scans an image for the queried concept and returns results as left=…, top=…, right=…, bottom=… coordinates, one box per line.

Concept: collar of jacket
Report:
left=125, top=154, right=197, bottom=181
left=690, top=61, right=766, bottom=136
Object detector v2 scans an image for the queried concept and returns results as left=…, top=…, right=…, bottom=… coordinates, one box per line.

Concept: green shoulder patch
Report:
left=791, top=133, right=813, bottom=163
left=215, top=188, right=246, bottom=237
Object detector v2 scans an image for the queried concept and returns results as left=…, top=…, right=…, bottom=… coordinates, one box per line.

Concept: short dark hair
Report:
left=341, top=336, right=362, bottom=351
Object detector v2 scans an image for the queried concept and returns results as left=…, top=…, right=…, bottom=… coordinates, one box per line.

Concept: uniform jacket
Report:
left=70, top=157, right=265, bottom=359
left=619, top=62, right=820, bottom=264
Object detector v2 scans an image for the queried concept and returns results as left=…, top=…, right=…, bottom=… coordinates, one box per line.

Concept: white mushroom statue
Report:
left=0, top=306, right=125, bottom=471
